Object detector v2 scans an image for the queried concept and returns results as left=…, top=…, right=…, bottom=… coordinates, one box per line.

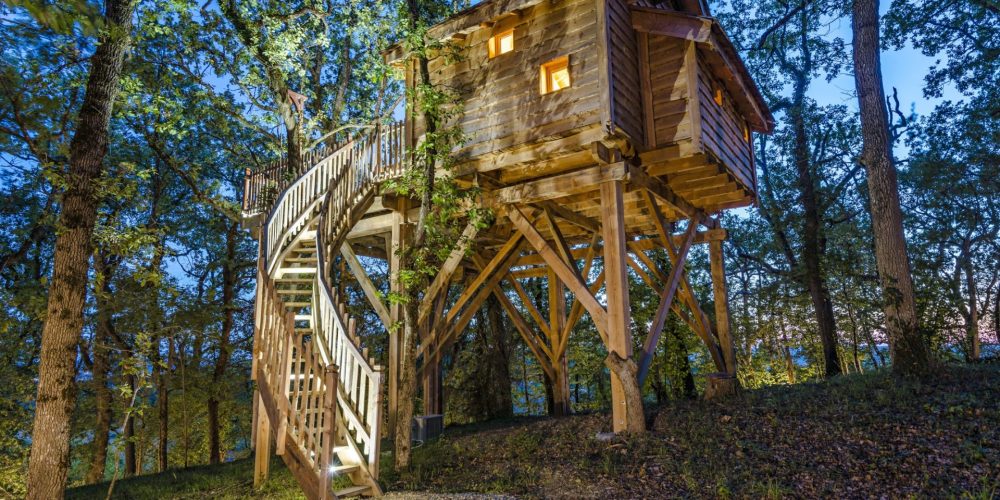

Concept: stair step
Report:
left=283, top=301, right=310, bottom=307
left=276, top=289, right=311, bottom=295
left=275, top=269, right=316, bottom=276
left=333, top=485, right=370, bottom=498
left=294, top=315, right=312, bottom=322
left=283, top=257, right=318, bottom=263
left=277, top=278, right=314, bottom=284
left=329, top=464, right=360, bottom=475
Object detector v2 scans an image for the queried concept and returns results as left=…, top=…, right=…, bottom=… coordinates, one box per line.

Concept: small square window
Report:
left=540, top=56, right=571, bottom=94
left=488, top=30, right=514, bottom=58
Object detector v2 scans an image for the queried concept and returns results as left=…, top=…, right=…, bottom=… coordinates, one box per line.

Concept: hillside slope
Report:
left=69, top=363, right=999, bottom=499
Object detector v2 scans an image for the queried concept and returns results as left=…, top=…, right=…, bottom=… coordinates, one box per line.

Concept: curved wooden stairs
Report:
left=250, top=123, right=406, bottom=499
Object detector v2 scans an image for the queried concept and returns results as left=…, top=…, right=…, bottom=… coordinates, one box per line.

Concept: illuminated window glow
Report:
left=488, top=30, right=514, bottom=58
left=714, top=86, right=724, bottom=106
left=540, top=56, right=571, bottom=94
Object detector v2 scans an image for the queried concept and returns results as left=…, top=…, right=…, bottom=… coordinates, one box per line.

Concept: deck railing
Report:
left=244, top=142, right=346, bottom=216
left=261, top=121, right=406, bottom=275
left=312, top=274, right=383, bottom=478
left=308, top=121, right=405, bottom=479
left=253, top=121, right=404, bottom=493
left=252, top=260, right=338, bottom=498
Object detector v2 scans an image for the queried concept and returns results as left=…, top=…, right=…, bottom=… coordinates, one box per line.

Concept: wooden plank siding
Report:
left=423, top=0, right=602, bottom=162
left=605, top=0, right=643, bottom=144
left=645, top=35, right=693, bottom=147
left=695, top=49, right=755, bottom=192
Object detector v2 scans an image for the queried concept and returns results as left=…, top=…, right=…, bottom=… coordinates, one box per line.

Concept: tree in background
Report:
left=851, top=0, right=931, bottom=376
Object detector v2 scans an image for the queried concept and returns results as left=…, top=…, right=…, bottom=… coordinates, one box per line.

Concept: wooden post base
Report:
left=703, top=373, right=740, bottom=400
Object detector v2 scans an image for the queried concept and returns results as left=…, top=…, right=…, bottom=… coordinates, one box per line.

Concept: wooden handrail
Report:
left=253, top=120, right=405, bottom=494
left=253, top=260, right=338, bottom=498
left=261, top=121, right=406, bottom=275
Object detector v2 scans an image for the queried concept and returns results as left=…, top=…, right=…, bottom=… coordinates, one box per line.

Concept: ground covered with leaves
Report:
left=385, top=363, right=1000, bottom=499
left=67, top=363, right=999, bottom=499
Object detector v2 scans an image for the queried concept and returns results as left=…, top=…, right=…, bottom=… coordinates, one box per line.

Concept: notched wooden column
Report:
left=599, top=176, right=645, bottom=433
left=705, top=234, right=740, bottom=400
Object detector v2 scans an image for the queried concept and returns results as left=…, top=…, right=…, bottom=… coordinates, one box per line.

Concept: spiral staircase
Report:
left=247, top=122, right=406, bottom=499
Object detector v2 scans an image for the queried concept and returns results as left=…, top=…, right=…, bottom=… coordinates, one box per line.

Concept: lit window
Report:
left=540, top=56, right=571, bottom=94
left=743, top=123, right=750, bottom=142
left=488, top=30, right=514, bottom=58
left=714, top=86, right=724, bottom=106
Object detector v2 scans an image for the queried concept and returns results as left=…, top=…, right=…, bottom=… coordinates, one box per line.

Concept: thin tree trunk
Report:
left=851, top=0, right=930, bottom=376
left=790, top=73, right=842, bottom=377
left=521, top=345, right=531, bottom=414
left=961, top=243, right=980, bottom=361
left=208, top=221, right=239, bottom=464
left=485, top=296, right=513, bottom=417
left=394, top=0, right=441, bottom=469
left=125, top=375, right=138, bottom=477
left=85, top=257, right=115, bottom=484
left=26, top=0, right=136, bottom=495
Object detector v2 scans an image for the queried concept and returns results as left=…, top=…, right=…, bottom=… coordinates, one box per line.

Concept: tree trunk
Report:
left=603, top=353, right=645, bottom=433
left=26, top=0, right=136, bottom=495
left=157, top=363, right=169, bottom=472
left=961, top=243, right=980, bottom=361
left=393, top=296, right=420, bottom=469
left=85, top=269, right=115, bottom=484
left=790, top=73, right=842, bottom=377
left=208, top=221, right=239, bottom=464
left=484, top=296, right=513, bottom=418
left=394, top=0, right=441, bottom=469
left=125, top=375, right=138, bottom=477
left=851, top=0, right=930, bottom=376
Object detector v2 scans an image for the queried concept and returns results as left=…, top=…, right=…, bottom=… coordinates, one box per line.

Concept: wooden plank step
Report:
left=276, top=278, right=313, bottom=283
left=275, top=268, right=316, bottom=275
left=333, top=485, right=370, bottom=498
left=294, top=315, right=311, bottom=322
left=329, top=464, right=359, bottom=475
left=276, top=289, right=310, bottom=295
left=283, top=257, right=318, bottom=263
left=282, top=301, right=310, bottom=307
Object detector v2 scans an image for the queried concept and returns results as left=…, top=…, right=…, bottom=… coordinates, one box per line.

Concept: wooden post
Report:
left=317, top=365, right=338, bottom=500
left=387, top=197, right=411, bottom=438
left=599, top=178, right=638, bottom=433
left=253, top=390, right=272, bottom=488
left=422, top=355, right=441, bottom=415
left=547, top=269, right=571, bottom=416
left=709, top=239, right=736, bottom=375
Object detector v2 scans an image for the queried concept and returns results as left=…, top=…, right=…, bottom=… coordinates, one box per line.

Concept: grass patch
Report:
left=66, top=456, right=306, bottom=499
left=67, top=363, right=1000, bottom=499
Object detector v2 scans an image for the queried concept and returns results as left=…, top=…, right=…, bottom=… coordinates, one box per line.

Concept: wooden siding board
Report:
left=694, top=50, right=755, bottom=192
left=426, top=0, right=602, bottom=157
left=607, top=0, right=643, bottom=143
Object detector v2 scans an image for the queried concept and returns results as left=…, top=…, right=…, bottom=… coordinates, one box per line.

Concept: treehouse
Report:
left=242, top=0, right=771, bottom=498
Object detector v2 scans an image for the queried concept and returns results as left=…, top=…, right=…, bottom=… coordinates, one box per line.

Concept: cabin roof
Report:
left=384, top=0, right=773, bottom=133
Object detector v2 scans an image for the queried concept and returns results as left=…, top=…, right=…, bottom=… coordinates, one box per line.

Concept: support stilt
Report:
left=387, top=197, right=411, bottom=438
left=599, top=177, right=643, bottom=433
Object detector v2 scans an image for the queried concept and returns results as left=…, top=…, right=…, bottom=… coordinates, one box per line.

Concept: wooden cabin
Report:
left=384, top=0, right=772, bottom=219
left=245, top=1, right=772, bottom=497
